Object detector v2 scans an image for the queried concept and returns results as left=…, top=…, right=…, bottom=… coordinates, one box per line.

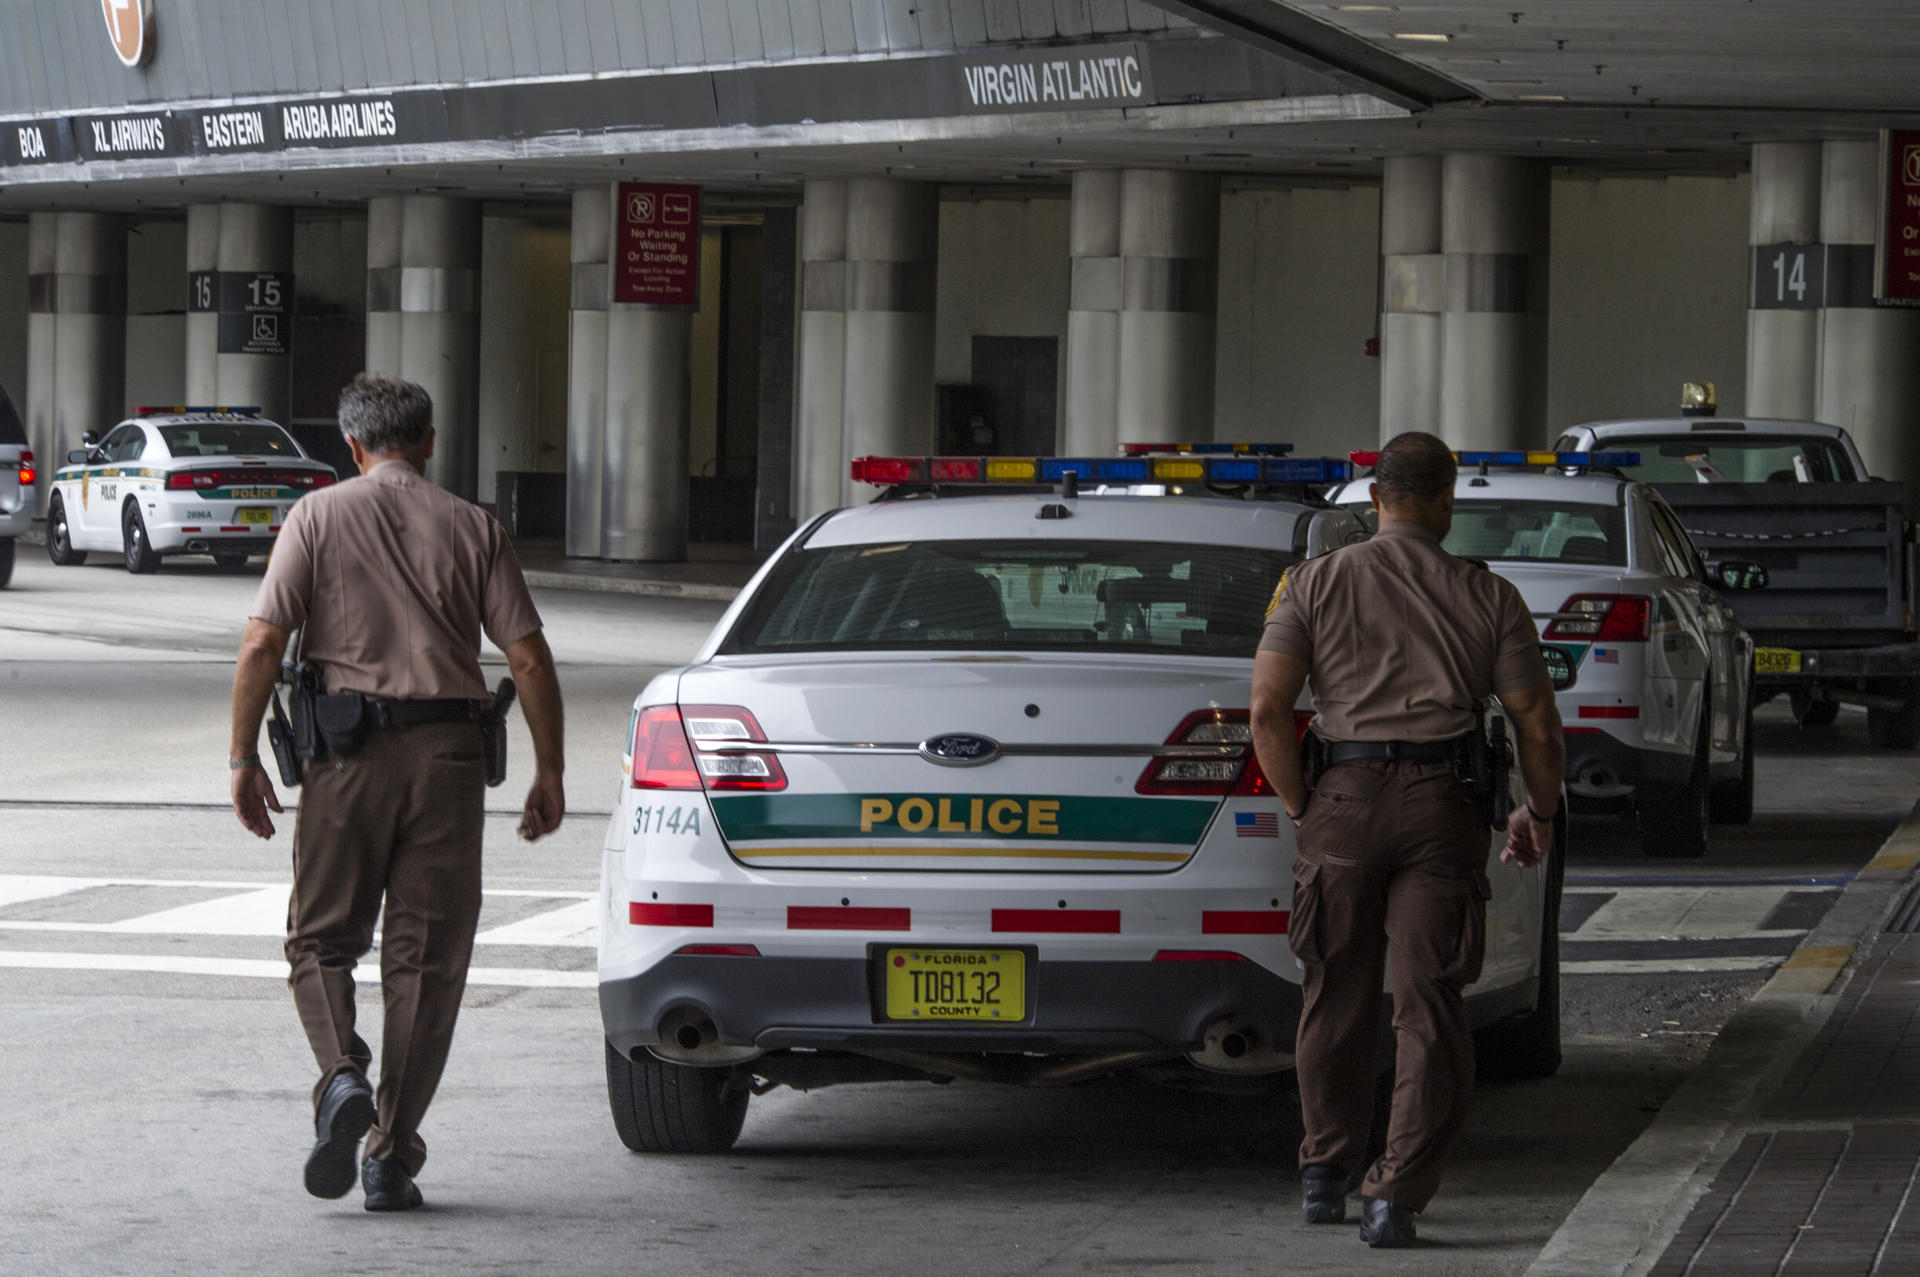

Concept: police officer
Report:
left=227, top=373, right=566, bottom=1211
left=1249, top=431, right=1565, bottom=1249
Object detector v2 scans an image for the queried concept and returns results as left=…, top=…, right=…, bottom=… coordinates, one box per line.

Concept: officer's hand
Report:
left=518, top=768, right=565, bottom=842
left=1501, top=804, right=1550, bottom=868
left=232, top=764, right=283, bottom=840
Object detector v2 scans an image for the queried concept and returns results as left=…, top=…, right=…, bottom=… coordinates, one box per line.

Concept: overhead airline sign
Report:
left=0, top=38, right=1310, bottom=171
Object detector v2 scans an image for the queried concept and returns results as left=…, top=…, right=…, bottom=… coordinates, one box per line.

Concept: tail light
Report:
left=17, top=451, right=33, bottom=486
left=1137, top=709, right=1315, bottom=796
left=1543, top=594, right=1651, bottom=642
left=632, top=706, right=702, bottom=790
left=632, top=705, right=788, bottom=791
left=683, top=704, right=788, bottom=791
left=164, top=467, right=336, bottom=491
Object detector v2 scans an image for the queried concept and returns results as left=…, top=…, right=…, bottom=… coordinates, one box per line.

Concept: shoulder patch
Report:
left=1265, top=570, right=1290, bottom=616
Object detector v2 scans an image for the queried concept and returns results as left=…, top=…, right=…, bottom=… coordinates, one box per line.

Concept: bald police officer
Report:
left=227, top=373, right=566, bottom=1211
left=1250, top=431, right=1565, bottom=1249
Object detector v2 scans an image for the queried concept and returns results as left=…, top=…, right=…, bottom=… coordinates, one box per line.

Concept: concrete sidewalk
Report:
left=512, top=538, right=761, bottom=602
left=1531, top=805, right=1920, bottom=1276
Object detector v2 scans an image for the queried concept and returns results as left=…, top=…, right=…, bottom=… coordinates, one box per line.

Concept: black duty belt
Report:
left=1323, top=734, right=1474, bottom=767
left=367, top=697, right=485, bottom=728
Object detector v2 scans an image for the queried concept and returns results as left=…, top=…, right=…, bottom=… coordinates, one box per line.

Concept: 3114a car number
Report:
left=633, top=804, right=702, bottom=836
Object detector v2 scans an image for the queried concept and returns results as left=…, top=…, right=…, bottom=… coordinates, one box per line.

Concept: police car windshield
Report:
left=724, top=539, right=1293, bottom=657
left=1592, top=435, right=1851, bottom=483
left=158, top=422, right=300, bottom=458
left=0, top=387, right=24, bottom=446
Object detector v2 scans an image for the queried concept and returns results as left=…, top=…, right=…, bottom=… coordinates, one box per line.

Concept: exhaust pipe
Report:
left=646, top=1006, right=762, bottom=1066
left=1571, top=762, right=1631, bottom=799
left=1187, top=1014, right=1291, bottom=1074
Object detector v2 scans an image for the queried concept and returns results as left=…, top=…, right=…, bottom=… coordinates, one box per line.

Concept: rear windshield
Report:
left=1446, top=500, right=1626, bottom=565
left=723, top=539, right=1294, bottom=657
left=158, top=422, right=301, bottom=458
left=1592, top=435, right=1853, bottom=484
left=0, top=387, right=23, bottom=446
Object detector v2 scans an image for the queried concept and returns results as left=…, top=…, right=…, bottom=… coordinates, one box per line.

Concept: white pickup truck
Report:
left=1554, top=417, right=1920, bottom=748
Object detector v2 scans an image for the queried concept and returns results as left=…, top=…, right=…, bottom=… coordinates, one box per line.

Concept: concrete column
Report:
left=601, top=304, right=692, bottom=562
left=365, top=196, right=481, bottom=500
left=184, top=206, right=218, bottom=403
left=754, top=206, right=799, bottom=553
left=1065, top=170, right=1218, bottom=454
left=1438, top=155, right=1549, bottom=450
left=794, top=177, right=937, bottom=516
left=26, top=212, right=126, bottom=507
left=184, top=204, right=293, bottom=423
left=795, top=180, right=848, bottom=521
left=565, top=187, right=610, bottom=557
left=1379, top=155, right=1444, bottom=439
left=1817, top=140, right=1920, bottom=486
left=1747, top=141, right=1823, bottom=420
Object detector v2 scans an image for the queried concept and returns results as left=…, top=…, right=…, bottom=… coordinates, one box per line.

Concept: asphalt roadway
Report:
left=1, top=551, right=1915, bottom=1276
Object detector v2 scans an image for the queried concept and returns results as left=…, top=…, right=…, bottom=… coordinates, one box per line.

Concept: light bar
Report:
left=133, top=405, right=264, bottom=416
left=1119, top=442, right=1295, bottom=456
left=1347, top=450, right=1641, bottom=469
left=850, top=454, right=1351, bottom=487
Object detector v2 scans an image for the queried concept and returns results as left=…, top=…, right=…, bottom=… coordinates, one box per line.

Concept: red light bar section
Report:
left=1577, top=706, right=1641, bottom=719
left=629, top=902, right=714, bottom=927
left=849, top=456, right=926, bottom=484
left=787, top=906, right=911, bottom=931
left=1201, top=910, right=1290, bottom=935
left=991, top=909, right=1120, bottom=934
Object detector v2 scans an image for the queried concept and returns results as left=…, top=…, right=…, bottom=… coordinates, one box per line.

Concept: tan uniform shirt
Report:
left=251, top=458, right=543, bottom=701
left=1259, top=520, right=1547, bottom=742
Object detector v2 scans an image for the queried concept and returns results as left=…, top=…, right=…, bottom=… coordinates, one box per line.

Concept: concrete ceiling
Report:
left=5, top=2, right=1918, bottom=213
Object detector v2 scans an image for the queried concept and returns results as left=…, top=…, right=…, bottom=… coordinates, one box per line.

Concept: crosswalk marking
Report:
left=0, top=874, right=1837, bottom=985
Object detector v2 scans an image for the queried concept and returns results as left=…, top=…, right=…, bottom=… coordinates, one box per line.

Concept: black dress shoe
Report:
left=1358, top=1196, right=1417, bottom=1248
left=1301, top=1165, right=1350, bottom=1224
left=304, top=1070, right=376, bottom=1200
left=362, top=1156, right=425, bottom=1212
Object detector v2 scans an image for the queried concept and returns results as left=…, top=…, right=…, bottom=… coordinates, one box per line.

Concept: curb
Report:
left=519, top=569, right=741, bottom=603
left=1526, top=799, right=1920, bottom=1277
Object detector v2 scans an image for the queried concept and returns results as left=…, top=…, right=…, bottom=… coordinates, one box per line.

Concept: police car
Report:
left=1329, top=450, right=1762, bottom=859
left=45, top=408, right=336, bottom=573
left=599, top=447, right=1561, bottom=1154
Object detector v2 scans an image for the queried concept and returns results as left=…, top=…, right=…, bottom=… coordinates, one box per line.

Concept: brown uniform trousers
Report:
left=286, top=719, right=487, bottom=1177
left=1289, top=758, right=1489, bottom=1213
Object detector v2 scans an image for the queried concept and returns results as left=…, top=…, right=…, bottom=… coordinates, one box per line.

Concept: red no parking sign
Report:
left=614, top=181, right=700, bottom=307
left=1880, top=130, right=1920, bottom=305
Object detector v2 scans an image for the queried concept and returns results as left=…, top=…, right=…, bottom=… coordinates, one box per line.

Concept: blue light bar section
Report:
left=1207, top=458, right=1263, bottom=482
left=1586, top=451, right=1640, bottom=467
left=1095, top=458, right=1150, bottom=481
left=1039, top=458, right=1093, bottom=481
left=1265, top=458, right=1351, bottom=484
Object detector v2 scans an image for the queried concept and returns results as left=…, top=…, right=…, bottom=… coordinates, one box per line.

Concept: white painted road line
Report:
left=1565, top=885, right=1810, bottom=942
left=474, top=899, right=601, bottom=946
left=0, top=951, right=594, bottom=988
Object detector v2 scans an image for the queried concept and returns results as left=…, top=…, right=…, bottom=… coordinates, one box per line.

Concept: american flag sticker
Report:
left=1593, top=647, right=1618, bottom=664
left=1235, top=811, right=1280, bottom=838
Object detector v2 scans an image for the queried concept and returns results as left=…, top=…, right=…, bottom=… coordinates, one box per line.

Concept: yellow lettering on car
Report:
left=1027, top=800, right=1060, bottom=836
left=987, top=799, right=1024, bottom=834
left=897, top=797, right=934, bottom=832
left=859, top=798, right=895, bottom=832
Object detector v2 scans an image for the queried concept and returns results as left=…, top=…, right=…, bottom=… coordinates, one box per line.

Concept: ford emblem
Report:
left=919, top=733, right=1001, bottom=767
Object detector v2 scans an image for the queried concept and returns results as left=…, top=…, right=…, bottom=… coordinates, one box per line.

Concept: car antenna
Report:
left=1060, top=470, right=1079, bottom=499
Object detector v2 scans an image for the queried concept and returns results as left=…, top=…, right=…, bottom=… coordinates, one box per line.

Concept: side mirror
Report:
left=80, top=430, right=99, bottom=447
left=66, top=449, right=89, bottom=464
left=1540, top=645, right=1578, bottom=691
left=1712, top=560, right=1769, bottom=591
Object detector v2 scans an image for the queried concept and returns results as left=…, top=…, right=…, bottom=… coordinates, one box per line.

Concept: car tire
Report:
left=1867, top=678, right=1920, bottom=750
left=122, top=502, right=159, bottom=575
left=211, top=551, right=250, bottom=569
left=1476, top=812, right=1564, bottom=1082
left=0, top=537, right=13, bottom=588
left=1791, top=693, right=1840, bottom=728
left=1709, top=697, right=1756, bottom=826
left=46, top=494, right=86, bottom=566
left=1638, top=711, right=1709, bottom=859
left=604, top=1039, right=749, bottom=1154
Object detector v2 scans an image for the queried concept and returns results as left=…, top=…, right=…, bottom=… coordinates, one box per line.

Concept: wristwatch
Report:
left=229, top=754, right=262, bottom=771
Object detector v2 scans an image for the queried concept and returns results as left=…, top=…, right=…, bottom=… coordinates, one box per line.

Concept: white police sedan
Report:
left=46, top=408, right=336, bottom=574
left=598, top=448, right=1561, bottom=1154
left=1330, top=451, right=1761, bottom=858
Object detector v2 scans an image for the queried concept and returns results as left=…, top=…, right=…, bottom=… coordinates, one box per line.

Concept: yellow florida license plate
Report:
left=235, top=507, right=274, bottom=525
left=884, top=948, right=1026, bottom=1022
left=1754, top=647, right=1802, bottom=675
